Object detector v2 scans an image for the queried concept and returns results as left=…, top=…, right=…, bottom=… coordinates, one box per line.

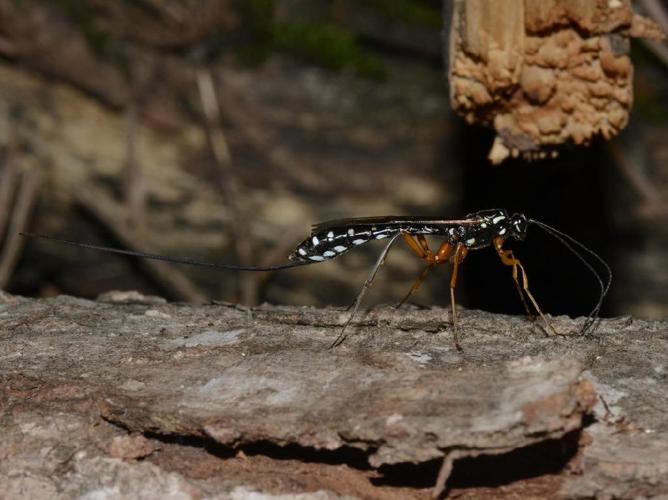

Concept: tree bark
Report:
left=2, top=292, right=667, bottom=498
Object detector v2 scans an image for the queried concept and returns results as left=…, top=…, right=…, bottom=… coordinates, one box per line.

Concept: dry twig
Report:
left=76, top=189, right=208, bottom=303
left=639, top=0, right=668, bottom=35
left=0, top=168, right=41, bottom=289
left=196, top=67, right=257, bottom=305
left=123, top=100, right=146, bottom=233
left=217, top=73, right=326, bottom=192
left=609, top=142, right=668, bottom=218
left=122, top=61, right=162, bottom=234
left=0, top=151, right=19, bottom=240
left=638, top=0, right=668, bottom=69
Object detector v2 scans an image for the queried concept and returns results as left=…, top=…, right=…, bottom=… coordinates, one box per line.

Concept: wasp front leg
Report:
left=493, top=237, right=560, bottom=336
left=492, top=237, right=533, bottom=320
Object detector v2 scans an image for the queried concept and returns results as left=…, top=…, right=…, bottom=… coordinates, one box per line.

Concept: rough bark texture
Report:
left=1, top=291, right=667, bottom=498
left=448, top=0, right=665, bottom=164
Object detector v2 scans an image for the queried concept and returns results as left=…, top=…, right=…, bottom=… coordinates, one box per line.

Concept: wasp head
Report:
left=508, top=213, right=528, bottom=241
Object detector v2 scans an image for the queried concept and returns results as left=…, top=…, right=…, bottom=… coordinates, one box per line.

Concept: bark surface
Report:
left=1, top=292, right=667, bottom=498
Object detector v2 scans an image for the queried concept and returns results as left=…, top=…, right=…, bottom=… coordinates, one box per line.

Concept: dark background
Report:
left=1, top=0, right=666, bottom=320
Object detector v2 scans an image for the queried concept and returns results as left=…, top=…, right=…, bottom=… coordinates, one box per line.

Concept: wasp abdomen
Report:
left=290, top=226, right=397, bottom=262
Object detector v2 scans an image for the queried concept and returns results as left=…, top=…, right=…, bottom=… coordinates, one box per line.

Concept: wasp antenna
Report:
left=19, top=233, right=312, bottom=272
left=527, top=220, right=612, bottom=334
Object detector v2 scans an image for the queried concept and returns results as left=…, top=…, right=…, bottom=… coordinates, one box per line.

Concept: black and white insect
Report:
left=22, top=209, right=611, bottom=350
left=289, top=208, right=527, bottom=262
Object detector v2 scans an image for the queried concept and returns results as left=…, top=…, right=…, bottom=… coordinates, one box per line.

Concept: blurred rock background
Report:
left=0, top=0, right=666, bottom=319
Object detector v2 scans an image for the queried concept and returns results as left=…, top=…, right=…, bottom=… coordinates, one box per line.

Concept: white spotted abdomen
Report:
left=289, top=226, right=396, bottom=262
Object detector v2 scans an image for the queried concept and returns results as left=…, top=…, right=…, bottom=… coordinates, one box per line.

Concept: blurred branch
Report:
left=196, top=67, right=257, bottom=305
left=123, top=101, right=147, bottom=233
left=642, top=39, right=668, bottom=69
left=140, top=0, right=190, bottom=24
left=0, top=150, right=19, bottom=240
left=0, top=168, right=41, bottom=289
left=89, top=0, right=238, bottom=49
left=196, top=69, right=233, bottom=167
left=609, top=142, right=668, bottom=219
left=201, top=75, right=306, bottom=291
left=123, top=60, right=164, bottom=234
left=251, top=228, right=305, bottom=292
left=639, top=0, right=668, bottom=35
left=0, top=36, right=15, bottom=56
left=76, top=188, right=208, bottom=303
left=216, top=72, right=326, bottom=192
left=638, top=0, right=668, bottom=69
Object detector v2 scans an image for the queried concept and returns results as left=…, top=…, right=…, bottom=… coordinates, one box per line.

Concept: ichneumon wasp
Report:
left=21, top=209, right=611, bottom=350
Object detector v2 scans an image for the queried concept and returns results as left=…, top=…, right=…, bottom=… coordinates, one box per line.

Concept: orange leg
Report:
left=396, top=264, right=433, bottom=309
left=402, top=234, right=453, bottom=265
left=493, top=238, right=533, bottom=319
left=416, top=234, right=432, bottom=256
left=402, top=234, right=465, bottom=350
left=493, top=237, right=560, bottom=336
left=396, top=239, right=454, bottom=308
left=435, top=240, right=454, bottom=263
left=402, top=233, right=430, bottom=259
left=449, top=243, right=468, bottom=351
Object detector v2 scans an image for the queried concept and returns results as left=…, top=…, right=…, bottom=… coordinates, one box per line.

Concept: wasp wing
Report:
left=312, top=216, right=479, bottom=233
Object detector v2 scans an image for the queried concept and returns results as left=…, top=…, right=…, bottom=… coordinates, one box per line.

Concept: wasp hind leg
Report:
left=330, top=233, right=402, bottom=348
left=345, top=232, right=429, bottom=313
left=493, top=237, right=560, bottom=336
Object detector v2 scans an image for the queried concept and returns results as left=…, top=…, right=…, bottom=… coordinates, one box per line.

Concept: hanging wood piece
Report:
left=448, top=0, right=665, bottom=164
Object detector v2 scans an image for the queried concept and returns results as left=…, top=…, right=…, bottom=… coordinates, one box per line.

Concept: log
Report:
left=1, top=292, right=667, bottom=497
